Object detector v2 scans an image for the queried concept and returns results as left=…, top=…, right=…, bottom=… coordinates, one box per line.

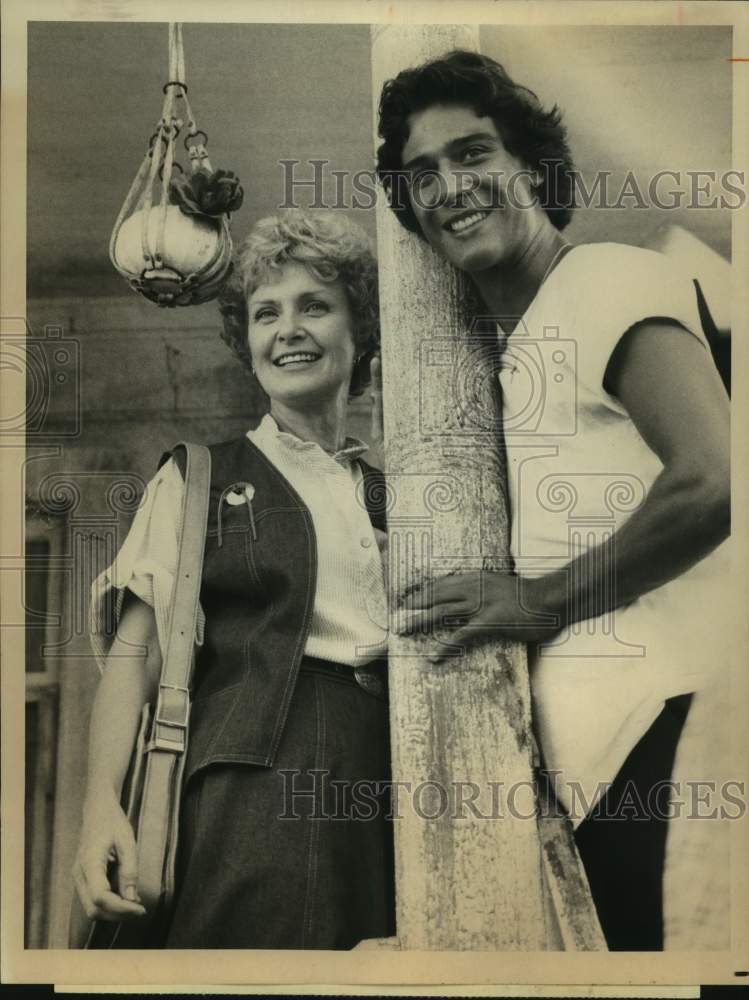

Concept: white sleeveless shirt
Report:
left=499, top=243, right=731, bottom=819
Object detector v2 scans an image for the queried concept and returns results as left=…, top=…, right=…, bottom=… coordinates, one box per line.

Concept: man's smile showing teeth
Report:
left=445, top=211, right=489, bottom=234
left=274, top=352, right=321, bottom=367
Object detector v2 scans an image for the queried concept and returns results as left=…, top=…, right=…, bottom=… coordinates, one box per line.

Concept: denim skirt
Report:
left=160, top=656, right=395, bottom=949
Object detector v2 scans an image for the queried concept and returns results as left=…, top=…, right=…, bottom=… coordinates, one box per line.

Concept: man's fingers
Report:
left=370, top=355, right=384, bottom=446
left=394, top=604, right=470, bottom=635
left=394, top=608, right=434, bottom=635
left=370, top=354, right=382, bottom=388
left=426, top=626, right=483, bottom=663
left=405, top=574, right=478, bottom=610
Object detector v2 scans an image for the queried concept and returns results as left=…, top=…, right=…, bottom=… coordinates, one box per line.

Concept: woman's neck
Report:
left=269, top=394, right=349, bottom=454
left=471, top=227, right=571, bottom=333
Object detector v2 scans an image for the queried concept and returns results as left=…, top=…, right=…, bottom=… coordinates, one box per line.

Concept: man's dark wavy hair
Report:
left=376, top=49, right=576, bottom=237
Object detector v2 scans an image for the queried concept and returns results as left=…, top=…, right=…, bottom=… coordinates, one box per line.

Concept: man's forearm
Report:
left=530, top=466, right=730, bottom=629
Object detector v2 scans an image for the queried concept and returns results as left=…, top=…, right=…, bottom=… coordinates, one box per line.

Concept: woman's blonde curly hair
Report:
left=218, top=209, right=380, bottom=397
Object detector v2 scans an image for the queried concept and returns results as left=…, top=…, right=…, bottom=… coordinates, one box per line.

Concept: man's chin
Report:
left=427, top=232, right=501, bottom=275
left=448, top=245, right=503, bottom=275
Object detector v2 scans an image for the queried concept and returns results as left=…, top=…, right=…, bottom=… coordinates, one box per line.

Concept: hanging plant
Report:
left=169, top=167, right=244, bottom=218
left=109, top=24, right=242, bottom=307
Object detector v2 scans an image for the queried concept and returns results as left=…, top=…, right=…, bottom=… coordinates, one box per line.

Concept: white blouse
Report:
left=91, top=414, right=388, bottom=670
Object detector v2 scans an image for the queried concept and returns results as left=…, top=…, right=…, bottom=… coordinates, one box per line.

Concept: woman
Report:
left=73, top=209, right=394, bottom=949
left=376, top=50, right=731, bottom=949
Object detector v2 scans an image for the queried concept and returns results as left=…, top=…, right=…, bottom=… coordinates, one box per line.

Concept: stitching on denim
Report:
left=302, top=676, right=325, bottom=948
left=267, top=506, right=316, bottom=763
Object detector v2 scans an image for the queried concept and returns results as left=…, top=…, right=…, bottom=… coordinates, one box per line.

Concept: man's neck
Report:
left=471, top=229, right=571, bottom=334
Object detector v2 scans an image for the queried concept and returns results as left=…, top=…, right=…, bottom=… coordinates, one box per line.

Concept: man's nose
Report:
left=419, top=163, right=478, bottom=211
left=443, top=165, right=480, bottom=208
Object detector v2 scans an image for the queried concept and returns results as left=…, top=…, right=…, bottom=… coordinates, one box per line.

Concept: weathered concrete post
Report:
left=371, top=24, right=553, bottom=950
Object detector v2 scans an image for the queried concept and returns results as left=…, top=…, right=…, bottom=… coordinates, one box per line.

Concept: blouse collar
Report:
left=249, top=413, right=369, bottom=468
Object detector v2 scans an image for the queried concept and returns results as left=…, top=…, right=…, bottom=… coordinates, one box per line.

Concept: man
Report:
left=375, top=50, right=731, bottom=949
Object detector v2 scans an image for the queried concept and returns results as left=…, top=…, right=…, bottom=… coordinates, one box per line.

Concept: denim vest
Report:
left=165, top=436, right=386, bottom=785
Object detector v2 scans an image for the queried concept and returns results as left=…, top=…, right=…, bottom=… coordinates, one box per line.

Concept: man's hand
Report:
left=368, top=355, right=384, bottom=469
left=394, top=570, right=565, bottom=661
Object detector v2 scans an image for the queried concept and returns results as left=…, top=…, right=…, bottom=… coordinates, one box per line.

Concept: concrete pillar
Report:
left=371, top=24, right=551, bottom=950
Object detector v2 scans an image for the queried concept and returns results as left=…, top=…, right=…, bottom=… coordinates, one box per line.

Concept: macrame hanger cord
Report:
left=153, top=22, right=184, bottom=269
left=109, top=20, right=238, bottom=306
left=108, top=71, right=176, bottom=281
left=139, top=127, right=163, bottom=268
left=108, top=147, right=153, bottom=281
left=169, top=24, right=209, bottom=175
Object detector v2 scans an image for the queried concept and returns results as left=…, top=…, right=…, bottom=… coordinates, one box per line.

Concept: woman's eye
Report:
left=305, top=301, right=328, bottom=315
left=253, top=308, right=276, bottom=322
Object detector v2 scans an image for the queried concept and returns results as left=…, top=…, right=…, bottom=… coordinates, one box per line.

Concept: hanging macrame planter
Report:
left=110, top=23, right=242, bottom=307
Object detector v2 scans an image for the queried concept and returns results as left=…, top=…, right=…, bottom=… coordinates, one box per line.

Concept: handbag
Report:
left=69, top=442, right=211, bottom=948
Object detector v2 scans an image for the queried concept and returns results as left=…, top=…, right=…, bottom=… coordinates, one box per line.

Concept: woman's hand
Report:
left=394, top=570, right=564, bottom=661
left=72, top=792, right=146, bottom=922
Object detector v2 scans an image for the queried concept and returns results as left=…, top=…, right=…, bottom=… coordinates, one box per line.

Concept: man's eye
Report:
left=461, top=145, right=489, bottom=162
left=410, top=169, right=437, bottom=189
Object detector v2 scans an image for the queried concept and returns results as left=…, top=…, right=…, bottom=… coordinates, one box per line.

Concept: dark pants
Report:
left=573, top=694, right=692, bottom=950
left=162, top=658, right=395, bottom=949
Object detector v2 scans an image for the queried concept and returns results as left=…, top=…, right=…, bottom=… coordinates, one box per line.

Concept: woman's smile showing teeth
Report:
left=445, top=210, right=489, bottom=235
left=248, top=260, right=358, bottom=406
left=274, top=352, right=322, bottom=368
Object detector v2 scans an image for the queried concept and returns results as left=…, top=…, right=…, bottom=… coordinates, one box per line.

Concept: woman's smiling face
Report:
left=247, top=261, right=357, bottom=409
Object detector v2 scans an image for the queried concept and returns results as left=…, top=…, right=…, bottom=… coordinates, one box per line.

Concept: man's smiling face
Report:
left=402, top=103, right=543, bottom=274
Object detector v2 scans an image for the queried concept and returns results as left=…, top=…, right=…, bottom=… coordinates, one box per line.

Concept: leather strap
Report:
left=136, top=441, right=211, bottom=913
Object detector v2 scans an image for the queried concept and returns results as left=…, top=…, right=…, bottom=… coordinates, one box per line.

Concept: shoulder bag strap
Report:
left=135, top=442, right=211, bottom=915
left=151, top=441, right=211, bottom=749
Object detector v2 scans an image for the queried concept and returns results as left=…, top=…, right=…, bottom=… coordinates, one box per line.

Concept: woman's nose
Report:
left=276, top=310, right=303, bottom=341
